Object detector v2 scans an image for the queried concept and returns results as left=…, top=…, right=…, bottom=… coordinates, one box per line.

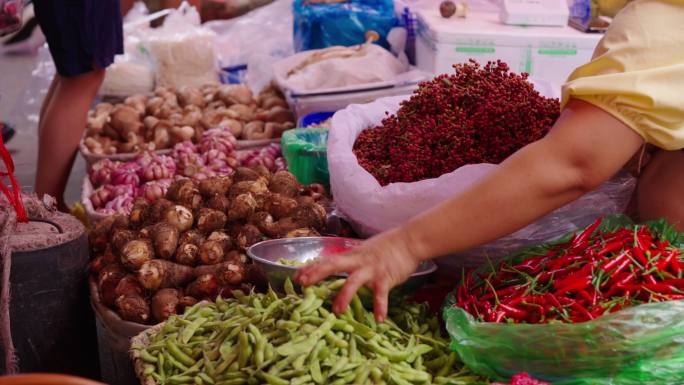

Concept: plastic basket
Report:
left=281, top=128, right=329, bottom=188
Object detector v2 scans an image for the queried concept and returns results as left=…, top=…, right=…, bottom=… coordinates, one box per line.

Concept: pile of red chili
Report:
left=353, top=60, right=560, bottom=186
left=455, top=217, right=684, bottom=324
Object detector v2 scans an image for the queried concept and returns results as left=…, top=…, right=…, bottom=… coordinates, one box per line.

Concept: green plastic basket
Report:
left=281, top=128, right=329, bottom=189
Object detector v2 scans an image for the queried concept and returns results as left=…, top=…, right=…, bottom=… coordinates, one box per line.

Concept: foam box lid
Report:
left=416, top=9, right=601, bottom=49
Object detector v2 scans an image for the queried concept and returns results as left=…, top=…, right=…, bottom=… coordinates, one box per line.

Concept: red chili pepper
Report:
left=571, top=217, right=603, bottom=249
left=656, top=251, right=675, bottom=271
left=641, top=283, right=678, bottom=294
left=544, top=293, right=563, bottom=310
left=570, top=302, right=594, bottom=321
left=577, top=290, right=593, bottom=304
left=513, top=256, right=546, bottom=274
left=644, top=275, right=658, bottom=285
left=590, top=306, right=606, bottom=318
left=498, top=303, right=528, bottom=320
left=611, top=257, right=633, bottom=276
left=493, top=311, right=506, bottom=323
left=668, top=294, right=684, bottom=300
left=600, top=251, right=629, bottom=272
left=555, top=277, right=592, bottom=296
left=660, top=278, right=684, bottom=287
left=632, top=247, right=649, bottom=267
left=597, top=241, right=625, bottom=256
left=671, top=259, right=683, bottom=275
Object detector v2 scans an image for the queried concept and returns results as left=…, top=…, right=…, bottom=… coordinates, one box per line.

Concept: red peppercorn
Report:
left=353, top=60, right=560, bottom=186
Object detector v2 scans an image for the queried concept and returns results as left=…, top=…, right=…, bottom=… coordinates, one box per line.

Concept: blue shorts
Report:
left=34, top=0, right=123, bottom=77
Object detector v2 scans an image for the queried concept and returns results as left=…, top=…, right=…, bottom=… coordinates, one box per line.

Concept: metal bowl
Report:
left=247, top=237, right=437, bottom=299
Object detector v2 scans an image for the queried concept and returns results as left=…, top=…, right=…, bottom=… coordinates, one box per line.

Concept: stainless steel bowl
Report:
left=247, top=237, right=437, bottom=299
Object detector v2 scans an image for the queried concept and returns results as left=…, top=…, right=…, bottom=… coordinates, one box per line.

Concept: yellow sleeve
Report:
left=561, top=0, right=684, bottom=150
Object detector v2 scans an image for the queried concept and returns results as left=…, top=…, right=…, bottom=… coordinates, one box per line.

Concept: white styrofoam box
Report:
left=500, top=0, right=570, bottom=27
left=415, top=9, right=602, bottom=86
left=285, top=83, right=422, bottom=118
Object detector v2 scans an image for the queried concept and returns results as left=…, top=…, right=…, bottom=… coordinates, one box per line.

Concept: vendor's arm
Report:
left=297, top=0, right=684, bottom=320
left=297, top=100, right=643, bottom=319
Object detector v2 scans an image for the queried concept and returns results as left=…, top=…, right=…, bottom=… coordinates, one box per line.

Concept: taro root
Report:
left=151, top=222, right=180, bottom=259
left=263, top=194, right=298, bottom=219
left=176, top=243, right=200, bottom=266
left=115, top=294, right=151, bottom=323
left=207, top=195, right=231, bottom=213
left=164, top=205, right=194, bottom=232
left=178, top=229, right=205, bottom=247
left=151, top=288, right=180, bottom=322
left=196, top=208, right=228, bottom=235
left=198, top=175, right=232, bottom=198
left=227, top=193, right=258, bottom=221
left=186, top=274, right=219, bottom=299
left=269, top=171, right=299, bottom=198
left=234, top=224, right=263, bottom=250
left=98, top=264, right=127, bottom=307
left=138, top=260, right=195, bottom=290
left=111, top=229, right=137, bottom=256
left=199, top=240, right=225, bottom=265
left=144, top=198, right=174, bottom=226
left=121, top=239, right=155, bottom=270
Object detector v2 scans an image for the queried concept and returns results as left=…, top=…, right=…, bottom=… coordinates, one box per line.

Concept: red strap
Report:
left=0, top=133, right=27, bottom=223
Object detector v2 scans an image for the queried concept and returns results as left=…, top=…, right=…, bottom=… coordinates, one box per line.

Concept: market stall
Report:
left=3, top=0, right=683, bottom=383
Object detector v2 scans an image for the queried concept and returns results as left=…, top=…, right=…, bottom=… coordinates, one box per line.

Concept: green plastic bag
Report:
left=281, top=128, right=329, bottom=188
left=443, top=216, right=684, bottom=385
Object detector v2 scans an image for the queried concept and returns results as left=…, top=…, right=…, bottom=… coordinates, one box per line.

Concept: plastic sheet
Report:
left=292, top=0, right=397, bottom=52
left=328, top=92, right=635, bottom=266
left=442, top=217, right=684, bottom=385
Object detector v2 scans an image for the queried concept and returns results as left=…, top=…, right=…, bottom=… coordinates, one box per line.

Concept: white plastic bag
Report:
left=328, top=93, right=636, bottom=268
left=274, top=44, right=409, bottom=93
left=142, top=2, right=219, bottom=88
left=206, top=0, right=294, bottom=92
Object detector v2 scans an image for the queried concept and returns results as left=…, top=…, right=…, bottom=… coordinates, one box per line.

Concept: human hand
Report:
left=294, top=228, right=424, bottom=321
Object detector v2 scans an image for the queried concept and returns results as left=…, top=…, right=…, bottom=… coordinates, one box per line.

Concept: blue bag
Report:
left=293, top=0, right=397, bottom=52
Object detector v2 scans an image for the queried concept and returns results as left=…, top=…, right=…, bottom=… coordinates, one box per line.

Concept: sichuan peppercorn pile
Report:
left=353, top=60, right=560, bottom=186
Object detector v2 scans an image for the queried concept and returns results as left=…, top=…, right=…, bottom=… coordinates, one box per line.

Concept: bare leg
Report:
left=39, top=75, right=60, bottom=129
left=637, top=150, right=684, bottom=230
left=34, top=68, right=105, bottom=210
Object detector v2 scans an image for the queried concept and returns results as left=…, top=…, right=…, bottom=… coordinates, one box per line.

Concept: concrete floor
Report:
left=1, top=47, right=86, bottom=206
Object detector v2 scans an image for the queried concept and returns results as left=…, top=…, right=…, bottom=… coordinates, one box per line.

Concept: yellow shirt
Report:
left=561, top=0, right=684, bottom=150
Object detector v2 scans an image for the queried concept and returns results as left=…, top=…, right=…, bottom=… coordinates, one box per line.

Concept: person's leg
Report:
left=34, top=68, right=105, bottom=210
left=637, top=149, right=684, bottom=230
left=39, top=74, right=60, bottom=131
